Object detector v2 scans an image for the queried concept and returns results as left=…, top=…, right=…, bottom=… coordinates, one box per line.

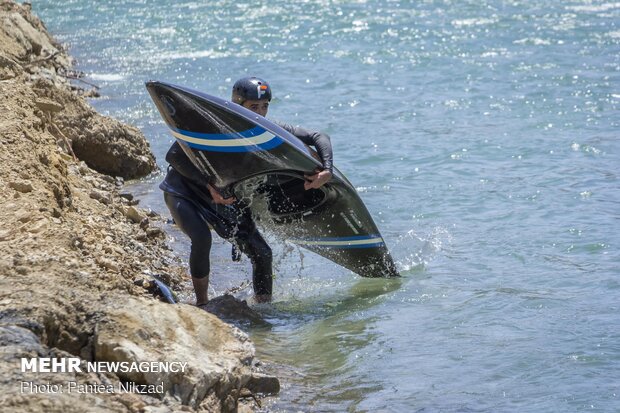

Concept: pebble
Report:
left=96, top=258, right=119, bottom=272
left=89, top=189, right=111, bottom=205
left=16, top=210, right=32, bottom=223
left=146, top=227, right=164, bottom=238
left=15, top=266, right=28, bottom=275
left=34, top=97, right=63, bottom=113
left=9, top=180, right=33, bottom=193
left=119, top=192, right=134, bottom=201
left=125, top=206, right=146, bottom=224
left=26, top=218, right=48, bottom=234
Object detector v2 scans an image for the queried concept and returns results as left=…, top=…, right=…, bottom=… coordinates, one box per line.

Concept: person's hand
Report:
left=304, top=169, right=332, bottom=190
left=207, top=184, right=236, bottom=205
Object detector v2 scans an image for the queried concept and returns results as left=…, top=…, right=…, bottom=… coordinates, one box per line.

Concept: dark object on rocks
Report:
left=135, top=275, right=176, bottom=304
left=201, top=295, right=269, bottom=327
left=245, top=373, right=281, bottom=396
left=119, top=192, right=134, bottom=201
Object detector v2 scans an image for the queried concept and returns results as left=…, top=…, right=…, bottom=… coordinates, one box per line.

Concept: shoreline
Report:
left=0, top=2, right=277, bottom=412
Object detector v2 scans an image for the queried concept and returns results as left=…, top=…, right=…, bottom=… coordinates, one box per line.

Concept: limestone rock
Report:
left=95, top=297, right=261, bottom=410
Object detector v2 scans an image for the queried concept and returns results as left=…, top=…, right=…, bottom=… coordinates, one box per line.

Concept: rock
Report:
left=82, top=88, right=100, bottom=98
left=35, top=97, right=63, bottom=113
left=9, top=180, right=33, bottom=193
left=96, top=257, right=119, bottom=272
left=0, top=3, right=275, bottom=411
left=69, top=120, right=157, bottom=179
left=245, top=373, right=281, bottom=396
left=202, top=295, right=270, bottom=327
left=139, top=217, right=149, bottom=229
left=26, top=217, right=48, bottom=233
left=1, top=11, right=59, bottom=58
left=95, top=297, right=257, bottom=409
left=146, top=227, right=164, bottom=238
left=15, top=210, right=32, bottom=223
left=89, top=189, right=111, bottom=205
left=0, top=52, right=21, bottom=71
left=119, top=192, right=134, bottom=202
left=124, top=206, right=146, bottom=224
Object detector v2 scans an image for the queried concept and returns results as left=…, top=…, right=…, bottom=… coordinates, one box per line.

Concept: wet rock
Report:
left=119, top=191, right=133, bottom=202
left=82, top=88, right=100, bottom=98
left=202, top=295, right=270, bottom=327
left=245, top=373, right=281, bottom=396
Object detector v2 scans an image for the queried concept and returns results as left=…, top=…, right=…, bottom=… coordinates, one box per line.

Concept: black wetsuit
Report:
left=160, top=122, right=333, bottom=296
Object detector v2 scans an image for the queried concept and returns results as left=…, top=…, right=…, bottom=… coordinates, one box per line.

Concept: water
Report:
left=37, top=1, right=619, bottom=411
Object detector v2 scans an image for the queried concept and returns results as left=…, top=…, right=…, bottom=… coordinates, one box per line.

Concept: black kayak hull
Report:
left=146, top=81, right=399, bottom=278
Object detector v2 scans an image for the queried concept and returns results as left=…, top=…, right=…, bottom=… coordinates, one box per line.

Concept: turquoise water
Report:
left=37, top=1, right=619, bottom=411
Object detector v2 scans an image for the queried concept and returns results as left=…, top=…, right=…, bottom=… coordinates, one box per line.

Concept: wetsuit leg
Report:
left=235, top=229, right=273, bottom=296
left=164, top=193, right=212, bottom=278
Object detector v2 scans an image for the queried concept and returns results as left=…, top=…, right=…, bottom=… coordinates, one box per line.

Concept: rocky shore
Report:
left=0, top=2, right=277, bottom=412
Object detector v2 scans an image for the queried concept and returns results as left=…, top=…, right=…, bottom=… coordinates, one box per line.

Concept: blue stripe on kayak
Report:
left=171, top=125, right=284, bottom=152
left=183, top=136, right=284, bottom=152
left=171, top=125, right=265, bottom=140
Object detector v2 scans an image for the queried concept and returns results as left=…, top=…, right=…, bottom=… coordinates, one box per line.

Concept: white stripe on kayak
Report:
left=171, top=130, right=276, bottom=147
left=291, top=237, right=384, bottom=246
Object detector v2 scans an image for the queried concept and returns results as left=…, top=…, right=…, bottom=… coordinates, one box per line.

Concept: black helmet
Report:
left=231, top=76, right=272, bottom=105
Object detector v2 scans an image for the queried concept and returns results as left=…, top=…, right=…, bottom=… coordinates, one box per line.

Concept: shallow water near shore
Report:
left=37, top=0, right=619, bottom=411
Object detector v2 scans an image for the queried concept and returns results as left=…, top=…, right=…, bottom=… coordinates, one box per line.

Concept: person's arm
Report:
left=277, top=123, right=334, bottom=190
left=165, top=142, right=235, bottom=205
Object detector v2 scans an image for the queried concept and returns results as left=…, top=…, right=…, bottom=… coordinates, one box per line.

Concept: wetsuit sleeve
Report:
left=277, top=122, right=333, bottom=172
left=165, top=141, right=208, bottom=186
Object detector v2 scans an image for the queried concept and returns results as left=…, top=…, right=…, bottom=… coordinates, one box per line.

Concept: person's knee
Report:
left=237, top=233, right=271, bottom=261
